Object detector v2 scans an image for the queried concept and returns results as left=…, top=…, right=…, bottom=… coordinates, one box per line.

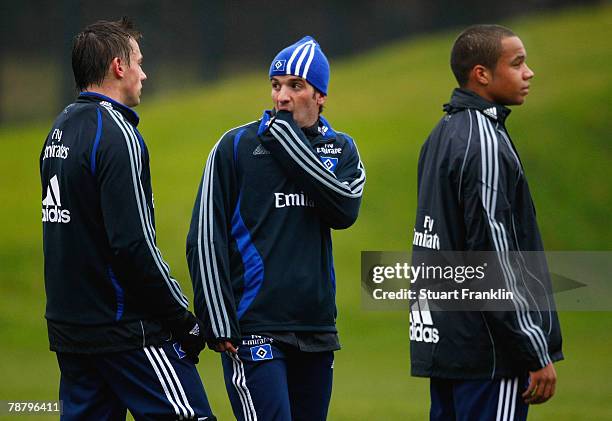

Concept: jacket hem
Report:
left=241, top=323, right=337, bottom=334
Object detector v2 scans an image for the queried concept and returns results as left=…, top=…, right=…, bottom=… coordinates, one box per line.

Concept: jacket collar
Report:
left=77, top=92, right=140, bottom=126
left=443, top=88, right=510, bottom=125
left=257, top=110, right=337, bottom=142
left=302, top=115, right=337, bottom=141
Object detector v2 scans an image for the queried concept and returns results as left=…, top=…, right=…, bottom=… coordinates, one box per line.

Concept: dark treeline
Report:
left=0, top=0, right=598, bottom=122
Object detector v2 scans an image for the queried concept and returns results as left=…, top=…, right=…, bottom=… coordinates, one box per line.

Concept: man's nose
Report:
left=277, top=86, right=291, bottom=102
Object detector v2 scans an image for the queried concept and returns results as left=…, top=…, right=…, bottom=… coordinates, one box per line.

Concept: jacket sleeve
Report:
left=186, top=135, right=241, bottom=344
left=95, top=108, right=189, bottom=319
left=457, top=112, right=552, bottom=371
left=259, top=111, right=365, bottom=229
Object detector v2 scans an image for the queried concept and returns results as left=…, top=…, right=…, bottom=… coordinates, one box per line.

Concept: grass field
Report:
left=0, top=4, right=611, bottom=420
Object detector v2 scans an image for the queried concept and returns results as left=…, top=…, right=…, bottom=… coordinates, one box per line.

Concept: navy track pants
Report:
left=221, top=340, right=334, bottom=421
left=56, top=341, right=215, bottom=420
left=430, top=375, right=529, bottom=421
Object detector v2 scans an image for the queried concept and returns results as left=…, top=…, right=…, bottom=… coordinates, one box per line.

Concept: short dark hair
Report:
left=450, top=24, right=516, bottom=87
left=72, top=17, right=142, bottom=92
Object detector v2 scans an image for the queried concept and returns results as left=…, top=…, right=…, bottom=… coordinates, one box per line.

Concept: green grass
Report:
left=1, top=4, right=611, bottom=420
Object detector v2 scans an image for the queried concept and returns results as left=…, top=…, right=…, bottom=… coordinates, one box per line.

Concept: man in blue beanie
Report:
left=187, top=36, right=365, bottom=421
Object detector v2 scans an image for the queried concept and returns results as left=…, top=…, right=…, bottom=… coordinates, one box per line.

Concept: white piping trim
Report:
left=496, top=379, right=506, bottom=421
left=159, top=347, right=195, bottom=418
left=476, top=111, right=550, bottom=368
left=196, top=122, right=256, bottom=338
left=229, top=353, right=257, bottom=421
left=269, top=120, right=364, bottom=198
left=105, top=109, right=188, bottom=307
left=144, top=347, right=183, bottom=419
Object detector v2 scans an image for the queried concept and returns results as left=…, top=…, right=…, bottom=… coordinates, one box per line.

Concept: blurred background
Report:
left=0, top=0, right=600, bottom=123
left=1, top=0, right=610, bottom=420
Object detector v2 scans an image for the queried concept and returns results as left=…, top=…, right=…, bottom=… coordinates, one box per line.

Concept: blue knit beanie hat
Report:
left=269, top=36, right=330, bottom=95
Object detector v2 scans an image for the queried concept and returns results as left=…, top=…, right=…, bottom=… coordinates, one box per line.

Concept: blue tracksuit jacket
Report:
left=186, top=110, right=365, bottom=344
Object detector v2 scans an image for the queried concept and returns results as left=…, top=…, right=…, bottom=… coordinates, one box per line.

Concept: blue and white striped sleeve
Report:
left=186, top=133, right=241, bottom=345
left=260, top=110, right=365, bottom=229
left=460, top=110, right=551, bottom=371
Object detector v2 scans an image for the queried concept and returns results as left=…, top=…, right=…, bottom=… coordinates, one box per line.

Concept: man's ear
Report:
left=109, top=57, right=125, bottom=79
left=472, top=64, right=491, bottom=86
left=316, top=93, right=327, bottom=106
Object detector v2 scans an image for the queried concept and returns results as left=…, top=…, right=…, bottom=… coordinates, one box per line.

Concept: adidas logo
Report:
left=252, top=144, right=270, bottom=156
left=409, top=299, right=439, bottom=343
left=42, top=175, right=71, bottom=224
left=99, top=101, right=113, bottom=110
left=188, top=324, right=200, bottom=336
left=483, top=107, right=497, bottom=119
